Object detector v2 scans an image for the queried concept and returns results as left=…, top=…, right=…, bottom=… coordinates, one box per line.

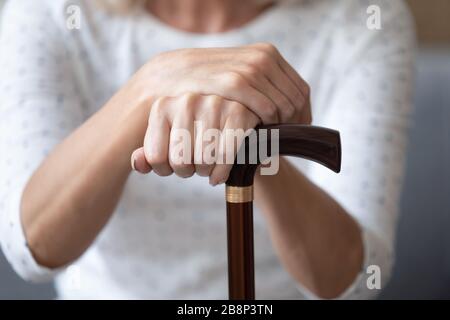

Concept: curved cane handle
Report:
left=227, top=124, right=341, bottom=187
left=225, top=124, right=341, bottom=300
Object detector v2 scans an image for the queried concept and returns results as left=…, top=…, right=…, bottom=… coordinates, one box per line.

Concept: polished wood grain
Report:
left=226, top=202, right=254, bottom=300
left=226, top=124, right=341, bottom=188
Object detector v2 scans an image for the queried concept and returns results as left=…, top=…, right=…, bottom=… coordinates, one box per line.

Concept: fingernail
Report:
left=131, top=156, right=137, bottom=171
left=210, top=178, right=226, bottom=187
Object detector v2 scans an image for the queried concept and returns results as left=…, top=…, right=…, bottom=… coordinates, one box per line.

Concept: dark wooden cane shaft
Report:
left=225, top=124, right=341, bottom=300
left=226, top=201, right=254, bottom=300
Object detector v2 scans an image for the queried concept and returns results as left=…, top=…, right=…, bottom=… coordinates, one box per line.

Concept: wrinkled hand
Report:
left=130, top=43, right=312, bottom=183
left=137, top=42, right=311, bottom=125
left=131, top=94, right=260, bottom=185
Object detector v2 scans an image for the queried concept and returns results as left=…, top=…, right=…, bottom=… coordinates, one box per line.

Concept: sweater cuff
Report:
left=294, top=227, right=390, bottom=300
left=1, top=187, right=64, bottom=283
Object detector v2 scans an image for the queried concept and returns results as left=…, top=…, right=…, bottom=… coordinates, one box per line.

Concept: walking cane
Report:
left=225, top=124, right=342, bottom=300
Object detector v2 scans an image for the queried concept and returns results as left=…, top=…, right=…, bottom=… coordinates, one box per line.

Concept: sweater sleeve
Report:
left=0, top=0, right=85, bottom=282
left=294, top=0, right=416, bottom=299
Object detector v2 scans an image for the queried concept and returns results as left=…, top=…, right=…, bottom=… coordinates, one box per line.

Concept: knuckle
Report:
left=179, top=92, right=198, bottom=104
left=230, top=101, right=246, bottom=112
left=228, top=101, right=248, bottom=118
left=177, top=92, right=199, bottom=112
left=146, top=152, right=167, bottom=169
left=173, top=164, right=194, bottom=177
left=286, top=110, right=297, bottom=123
left=169, top=150, right=194, bottom=176
left=283, top=103, right=296, bottom=119
left=277, top=94, right=290, bottom=108
left=199, top=96, right=223, bottom=121
left=224, top=72, right=245, bottom=89
left=151, top=96, right=168, bottom=114
left=294, top=89, right=304, bottom=103
left=242, top=64, right=259, bottom=78
left=289, top=105, right=297, bottom=118
left=303, top=82, right=311, bottom=98
left=253, top=50, right=272, bottom=67
left=195, top=164, right=213, bottom=177
left=254, top=42, right=277, bottom=53
left=206, top=94, right=224, bottom=108
left=263, top=103, right=278, bottom=122
left=215, top=148, right=227, bottom=164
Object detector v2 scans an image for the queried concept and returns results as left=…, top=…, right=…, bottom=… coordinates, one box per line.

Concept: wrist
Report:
left=101, top=86, right=155, bottom=171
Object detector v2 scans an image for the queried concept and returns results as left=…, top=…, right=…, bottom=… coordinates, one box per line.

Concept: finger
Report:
left=278, top=55, right=310, bottom=97
left=168, top=94, right=196, bottom=178
left=209, top=103, right=259, bottom=186
left=143, top=98, right=173, bottom=176
left=267, top=63, right=305, bottom=122
left=194, top=95, right=221, bottom=177
left=131, top=147, right=152, bottom=174
left=243, top=68, right=296, bottom=123
left=206, top=72, right=279, bottom=124
left=276, top=57, right=312, bottom=124
left=232, top=63, right=291, bottom=123
left=265, top=45, right=312, bottom=124
left=249, top=43, right=305, bottom=122
left=250, top=42, right=308, bottom=95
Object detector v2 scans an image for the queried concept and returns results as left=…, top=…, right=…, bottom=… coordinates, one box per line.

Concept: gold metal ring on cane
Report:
left=226, top=186, right=254, bottom=203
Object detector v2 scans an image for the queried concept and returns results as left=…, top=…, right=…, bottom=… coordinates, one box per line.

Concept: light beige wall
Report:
left=407, top=0, right=450, bottom=45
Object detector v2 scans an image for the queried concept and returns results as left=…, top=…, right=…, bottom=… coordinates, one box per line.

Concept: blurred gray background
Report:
left=0, top=0, right=449, bottom=299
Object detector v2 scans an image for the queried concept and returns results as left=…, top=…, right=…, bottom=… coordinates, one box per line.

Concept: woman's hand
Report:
left=131, top=94, right=260, bottom=185
left=136, top=43, right=311, bottom=125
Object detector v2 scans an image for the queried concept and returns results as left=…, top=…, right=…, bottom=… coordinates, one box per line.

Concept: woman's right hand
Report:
left=131, top=93, right=261, bottom=186
left=132, top=43, right=311, bottom=125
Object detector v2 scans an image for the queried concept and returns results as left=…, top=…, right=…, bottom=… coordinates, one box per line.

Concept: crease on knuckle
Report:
left=253, top=50, right=272, bottom=67
left=206, top=94, right=223, bottom=108
left=151, top=96, right=167, bottom=114
left=179, top=92, right=199, bottom=105
left=146, top=152, right=167, bottom=169
left=171, top=162, right=194, bottom=177
left=283, top=103, right=296, bottom=120
left=262, top=102, right=278, bottom=123
left=242, top=64, right=259, bottom=79
left=255, top=42, right=277, bottom=54
left=195, top=164, right=213, bottom=177
left=224, top=72, right=245, bottom=90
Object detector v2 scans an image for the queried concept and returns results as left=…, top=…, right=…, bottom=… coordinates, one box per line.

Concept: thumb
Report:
left=131, top=147, right=152, bottom=174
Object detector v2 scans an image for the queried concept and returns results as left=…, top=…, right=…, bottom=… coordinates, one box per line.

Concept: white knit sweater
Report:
left=0, top=0, right=415, bottom=299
